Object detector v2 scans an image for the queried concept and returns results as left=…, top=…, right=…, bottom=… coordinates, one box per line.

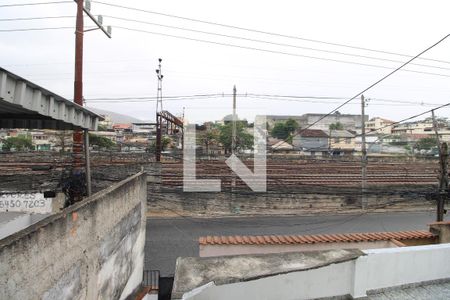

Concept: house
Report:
left=29, top=130, right=51, bottom=151
left=270, top=140, right=294, bottom=152
left=264, top=115, right=303, bottom=128
left=292, top=129, right=328, bottom=156
left=132, top=122, right=156, bottom=136
left=328, top=129, right=355, bottom=155
left=112, top=124, right=132, bottom=143
left=98, top=114, right=113, bottom=130
left=391, top=120, right=434, bottom=135
left=365, top=117, right=395, bottom=135
left=298, top=112, right=367, bottom=131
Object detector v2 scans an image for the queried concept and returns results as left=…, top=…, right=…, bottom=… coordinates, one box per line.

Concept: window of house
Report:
left=334, top=138, right=340, bottom=143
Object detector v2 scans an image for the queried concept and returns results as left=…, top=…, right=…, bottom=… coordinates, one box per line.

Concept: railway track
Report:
left=160, top=160, right=439, bottom=188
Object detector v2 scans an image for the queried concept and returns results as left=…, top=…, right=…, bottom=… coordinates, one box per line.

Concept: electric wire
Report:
left=0, top=15, right=75, bottom=21
left=0, top=1, right=71, bottom=8
left=0, top=26, right=76, bottom=32
left=94, top=1, right=450, bottom=66
left=102, top=15, right=450, bottom=72
left=113, top=26, right=450, bottom=79
left=272, top=33, right=450, bottom=150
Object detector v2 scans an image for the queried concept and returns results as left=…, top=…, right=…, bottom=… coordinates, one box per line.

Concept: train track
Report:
left=160, top=160, right=440, bottom=188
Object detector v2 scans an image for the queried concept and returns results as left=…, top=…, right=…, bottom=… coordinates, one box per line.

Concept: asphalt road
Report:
left=145, top=211, right=438, bottom=276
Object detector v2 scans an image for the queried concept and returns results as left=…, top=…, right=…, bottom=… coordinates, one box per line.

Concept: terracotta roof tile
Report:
left=198, top=230, right=435, bottom=246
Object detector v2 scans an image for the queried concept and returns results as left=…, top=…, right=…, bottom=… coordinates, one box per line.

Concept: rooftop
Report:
left=199, top=230, right=435, bottom=246
left=329, top=129, right=355, bottom=138
left=297, top=129, right=328, bottom=138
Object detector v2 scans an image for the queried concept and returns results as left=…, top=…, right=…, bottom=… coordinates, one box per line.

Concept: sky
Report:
left=1, top=0, right=450, bottom=124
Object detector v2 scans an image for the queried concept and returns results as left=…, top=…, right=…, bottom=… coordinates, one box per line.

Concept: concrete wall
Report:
left=199, top=240, right=396, bottom=257
left=183, top=243, right=450, bottom=299
left=148, top=186, right=435, bottom=216
left=0, top=172, right=147, bottom=300
left=429, top=222, right=450, bottom=243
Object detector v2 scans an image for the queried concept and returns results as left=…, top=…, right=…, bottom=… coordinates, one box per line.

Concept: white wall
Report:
left=0, top=214, right=31, bottom=240
left=185, top=261, right=354, bottom=300
left=183, top=243, right=450, bottom=300
left=353, top=244, right=450, bottom=297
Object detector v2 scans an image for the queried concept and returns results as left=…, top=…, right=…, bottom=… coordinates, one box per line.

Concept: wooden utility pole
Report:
left=72, top=0, right=84, bottom=171
left=232, top=85, right=237, bottom=155
left=231, top=86, right=237, bottom=212
left=431, top=110, right=448, bottom=221
left=72, top=0, right=111, bottom=201
left=361, top=94, right=367, bottom=209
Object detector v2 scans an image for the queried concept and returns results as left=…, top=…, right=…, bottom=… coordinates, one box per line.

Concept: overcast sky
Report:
left=1, top=0, right=450, bottom=123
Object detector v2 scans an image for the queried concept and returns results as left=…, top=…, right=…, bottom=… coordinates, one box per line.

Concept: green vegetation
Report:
left=97, top=124, right=109, bottom=131
left=218, top=122, right=253, bottom=153
left=147, top=136, right=172, bottom=152
left=89, top=133, right=115, bottom=149
left=329, top=122, right=344, bottom=131
left=2, top=135, right=33, bottom=151
left=415, top=137, right=438, bottom=150
left=199, top=128, right=220, bottom=153
left=271, top=118, right=299, bottom=140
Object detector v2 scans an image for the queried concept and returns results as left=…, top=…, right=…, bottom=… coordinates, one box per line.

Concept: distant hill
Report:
left=87, top=107, right=143, bottom=124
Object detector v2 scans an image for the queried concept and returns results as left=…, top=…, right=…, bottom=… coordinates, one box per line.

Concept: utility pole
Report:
left=231, top=86, right=237, bottom=212
left=72, top=0, right=85, bottom=172
left=72, top=0, right=111, bottom=201
left=232, top=85, right=237, bottom=155
left=155, top=58, right=163, bottom=162
left=431, top=110, right=448, bottom=221
left=361, top=94, right=367, bottom=209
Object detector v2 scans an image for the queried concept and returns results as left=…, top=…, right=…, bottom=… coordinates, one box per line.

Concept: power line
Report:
left=272, top=33, right=450, bottom=150
left=0, top=26, right=76, bottom=32
left=104, top=15, right=450, bottom=72
left=94, top=1, right=450, bottom=66
left=83, top=93, right=443, bottom=107
left=0, top=1, right=71, bottom=8
left=113, top=25, right=450, bottom=79
left=0, top=15, right=75, bottom=21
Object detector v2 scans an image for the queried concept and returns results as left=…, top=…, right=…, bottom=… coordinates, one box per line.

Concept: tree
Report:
left=329, top=122, right=344, bottom=131
left=271, top=118, right=299, bottom=139
left=2, top=135, right=33, bottom=151
left=89, top=133, right=115, bottom=149
left=199, top=128, right=219, bottom=154
left=218, top=122, right=253, bottom=153
left=97, top=124, right=108, bottom=131
left=147, top=136, right=172, bottom=153
left=285, top=119, right=299, bottom=134
left=271, top=122, right=290, bottom=139
left=161, top=136, right=172, bottom=150
left=415, top=137, right=437, bottom=150
left=53, top=130, right=71, bottom=153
